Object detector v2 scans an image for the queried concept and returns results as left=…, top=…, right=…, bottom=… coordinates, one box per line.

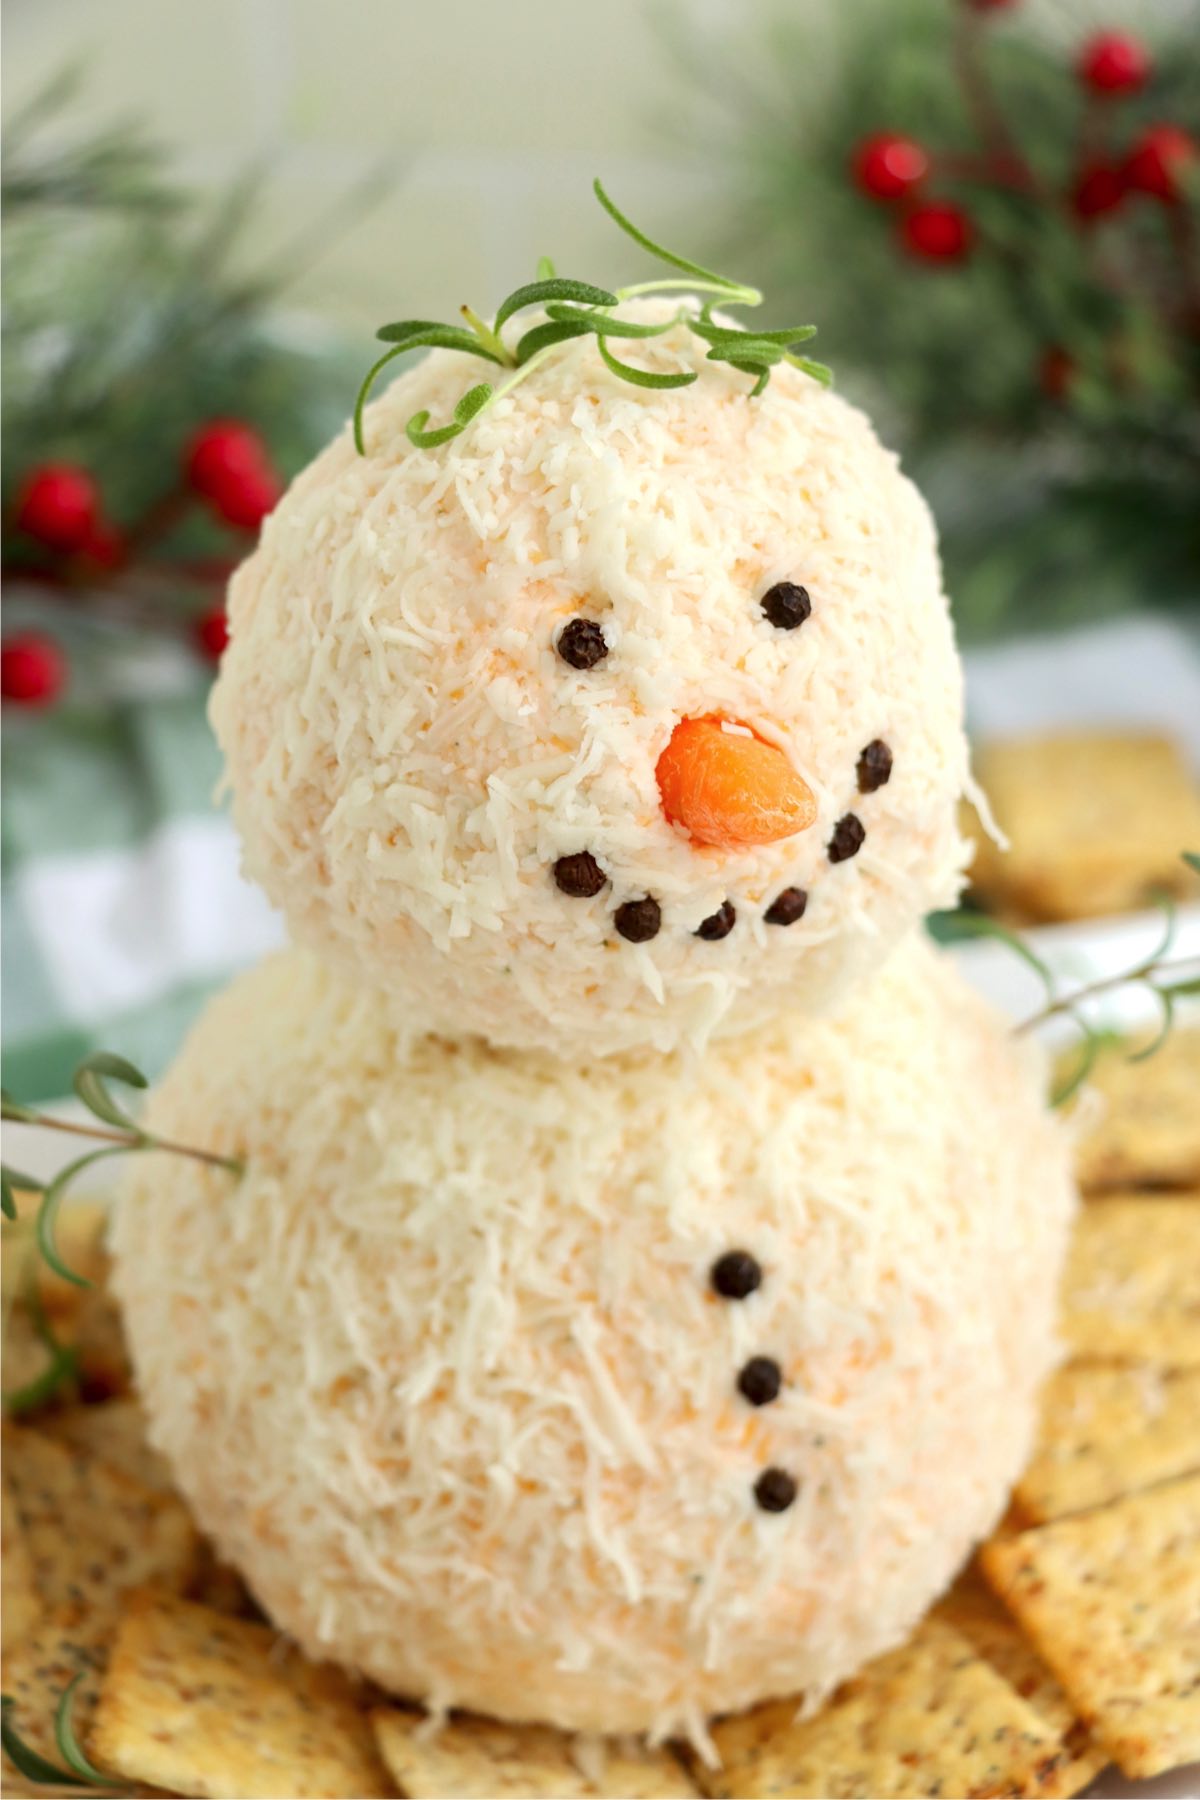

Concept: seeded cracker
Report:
left=1017, top=1363, right=1200, bottom=1521
left=40, top=1400, right=173, bottom=1495
left=371, top=1709, right=697, bottom=1798
left=89, top=1588, right=391, bottom=1798
left=0, top=1608, right=118, bottom=1798
left=1060, top=1197, right=1200, bottom=1366
left=935, top=1574, right=1105, bottom=1797
left=1, top=1473, right=40, bottom=1653
left=2, top=1426, right=197, bottom=1617
left=983, top=1472, right=1200, bottom=1778
left=698, top=1615, right=1063, bottom=1798
left=1067, top=1025, right=1200, bottom=1194
left=968, top=733, right=1200, bottom=924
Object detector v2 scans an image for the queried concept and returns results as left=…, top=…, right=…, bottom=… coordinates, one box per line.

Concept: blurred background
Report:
left=3, top=0, right=1198, bottom=1096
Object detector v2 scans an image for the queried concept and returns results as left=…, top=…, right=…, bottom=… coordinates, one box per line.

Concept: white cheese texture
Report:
left=113, top=936, right=1074, bottom=1744
left=211, top=303, right=970, bottom=1057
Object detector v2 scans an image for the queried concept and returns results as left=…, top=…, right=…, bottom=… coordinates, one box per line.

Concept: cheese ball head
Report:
left=211, top=305, right=970, bottom=1057
left=112, top=937, right=1075, bottom=1743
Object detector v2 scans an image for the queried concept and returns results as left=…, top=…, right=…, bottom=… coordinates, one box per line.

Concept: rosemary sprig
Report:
left=2, top=1255, right=80, bottom=1417
left=354, top=179, right=830, bottom=454
left=1, top=1679, right=115, bottom=1789
left=930, top=853, right=1200, bottom=1106
left=2, top=1050, right=242, bottom=1291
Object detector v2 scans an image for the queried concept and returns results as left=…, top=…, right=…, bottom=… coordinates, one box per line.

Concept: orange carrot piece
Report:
left=656, top=716, right=816, bottom=849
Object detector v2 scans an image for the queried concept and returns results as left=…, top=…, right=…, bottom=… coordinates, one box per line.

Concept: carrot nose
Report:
left=656, top=716, right=817, bottom=850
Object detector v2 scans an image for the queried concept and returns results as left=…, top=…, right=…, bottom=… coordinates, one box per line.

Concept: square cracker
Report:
left=936, top=1573, right=1106, bottom=1797
left=371, top=1707, right=696, bottom=1798
left=1017, top=1363, right=1200, bottom=1522
left=2, top=1472, right=41, bottom=1653
left=2, top=1425, right=197, bottom=1618
left=40, top=1400, right=173, bottom=1495
left=1060, top=1197, right=1200, bottom=1366
left=968, top=732, right=1200, bottom=924
left=90, top=1588, right=392, bottom=1798
left=0, top=1607, right=119, bottom=1798
left=982, top=1471, right=1200, bottom=1778
left=1068, top=1028, right=1200, bottom=1193
left=699, top=1615, right=1063, bottom=1798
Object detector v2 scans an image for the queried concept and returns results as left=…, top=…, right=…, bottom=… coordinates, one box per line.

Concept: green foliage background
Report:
left=709, top=0, right=1200, bottom=638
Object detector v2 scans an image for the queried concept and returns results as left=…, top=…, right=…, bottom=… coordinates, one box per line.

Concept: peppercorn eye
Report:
left=760, top=583, right=811, bottom=631
left=556, top=618, right=608, bottom=670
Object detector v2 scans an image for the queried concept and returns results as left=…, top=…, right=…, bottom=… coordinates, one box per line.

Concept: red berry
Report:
left=194, top=606, right=230, bottom=661
left=1072, top=162, right=1127, bottom=219
left=900, top=203, right=974, bottom=262
left=1125, top=124, right=1197, bottom=202
left=1079, top=32, right=1150, bottom=96
left=79, top=520, right=126, bottom=569
left=206, top=463, right=280, bottom=532
left=852, top=133, right=930, bottom=202
left=185, top=420, right=270, bottom=499
left=13, top=464, right=99, bottom=555
left=1038, top=346, right=1074, bottom=400
left=1, top=633, right=66, bottom=706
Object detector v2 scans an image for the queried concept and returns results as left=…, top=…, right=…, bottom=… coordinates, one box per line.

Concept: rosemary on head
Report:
left=354, top=178, right=831, bottom=455
left=931, top=853, right=1200, bottom=1106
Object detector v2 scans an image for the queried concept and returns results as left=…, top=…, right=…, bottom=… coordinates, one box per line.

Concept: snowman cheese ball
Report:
left=211, top=197, right=971, bottom=1057
left=113, top=936, right=1075, bottom=1744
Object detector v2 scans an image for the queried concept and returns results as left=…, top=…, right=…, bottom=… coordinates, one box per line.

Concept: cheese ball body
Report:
left=112, top=937, right=1074, bottom=1743
left=212, top=304, right=970, bottom=1057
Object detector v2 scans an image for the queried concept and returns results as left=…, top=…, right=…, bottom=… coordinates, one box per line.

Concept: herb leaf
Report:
left=56, top=1675, right=117, bottom=1786
left=406, top=381, right=493, bottom=449
left=72, top=1050, right=147, bottom=1133
left=36, top=1146, right=126, bottom=1288
left=2, top=1163, right=40, bottom=1220
left=1, top=1696, right=91, bottom=1788
left=592, top=178, right=740, bottom=290
left=597, top=338, right=698, bottom=390
left=494, top=278, right=617, bottom=333
left=513, top=318, right=594, bottom=364
left=544, top=303, right=680, bottom=340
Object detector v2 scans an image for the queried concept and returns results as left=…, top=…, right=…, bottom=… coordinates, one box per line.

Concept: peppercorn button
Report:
left=553, top=852, right=608, bottom=897
left=760, top=582, right=812, bottom=631
left=764, top=887, right=807, bottom=926
left=556, top=618, right=608, bottom=670
left=696, top=900, right=736, bottom=941
left=711, top=1250, right=762, bottom=1300
left=614, top=897, right=661, bottom=943
left=738, top=1356, right=782, bottom=1407
left=754, top=1467, right=798, bottom=1513
left=857, top=739, right=893, bottom=793
left=828, top=814, right=865, bottom=863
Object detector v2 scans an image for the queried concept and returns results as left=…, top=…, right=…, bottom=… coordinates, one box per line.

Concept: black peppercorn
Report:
left=737, top=1356, right=782, bottom=1407
left=857, top=739, right=893, bottom=794
left=760, top=582, right=812, bottom=631
left=553, top=852, right=608, bottom=898
left=754, top=1467, right=798, bottom=1513
left=695, top=900, right=736, bottom=941
left=764, top=886, right=807, bottom=926
left=556, top=618, right=609, bottom=670
left=828, top=814, right=865, bottom=863
left=614, top=897, right=661, bottom=943
left=711, top=1250, right=762, bottom=1300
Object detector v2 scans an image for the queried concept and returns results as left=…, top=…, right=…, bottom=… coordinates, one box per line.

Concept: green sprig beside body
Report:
left=352, top=180, right=831, bottom=455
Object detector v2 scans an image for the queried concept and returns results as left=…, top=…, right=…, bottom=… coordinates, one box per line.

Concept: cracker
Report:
left=90, top=1588, right=391, bottom=1798
left=70, top=1286, right=133, bottom=1403
left=2, top=1473, right=41, bottom=1653
left=968, top=733, right=1200, bottom=924
left=40, top=1400, right=173, bottom=1495
left=1, top=1201, right=108, bottom=1319
left=1017, top=1363, right=1200, bottom=1521
left=2, top=1425, right=197, bottom=1618
left=371, top=1707, right=695, bottom=1798
left=983, top=1471, right=1200, bottom=1778
left=2, top=1301, right=78, bottom=1416
left=0, top=1607, right=118, bottom=1798
left=700, top=1615, right=1063, bottom=1798
left=1060, top=1196, right=1200, bottom=1366
left=1068, top=1028, right=1200, bottom=1193
left=935, top=1573, right=1105, bottom=1797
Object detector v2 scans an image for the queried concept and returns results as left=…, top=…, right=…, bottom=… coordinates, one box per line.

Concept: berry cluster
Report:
left=3, top=420, right=281, bottom=708
left=852, top=17, right=1194, bottom=266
